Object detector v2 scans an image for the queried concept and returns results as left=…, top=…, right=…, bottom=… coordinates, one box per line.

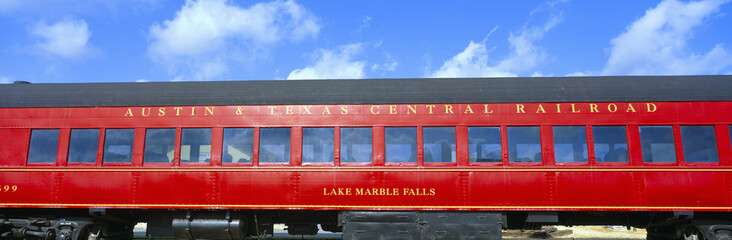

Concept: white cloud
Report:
left=287, top=43, right=366, bottom=80
left=602, top=0, right=732, bottom=75
left=30, top=18, right=99, bottom=59
left=371, top=52, right=398, bottom=72
left=148, top=0, right=319, bottom=80
left=0, top=75, right=10, bottom=84
left=429, top=2, right=563, bottom=78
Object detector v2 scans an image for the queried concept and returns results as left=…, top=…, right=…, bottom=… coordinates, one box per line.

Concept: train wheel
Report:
left=683, top=226, right=704, bottom=240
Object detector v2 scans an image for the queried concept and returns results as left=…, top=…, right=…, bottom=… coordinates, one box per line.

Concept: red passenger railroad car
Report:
left=1, top=76, right=732, bottom=240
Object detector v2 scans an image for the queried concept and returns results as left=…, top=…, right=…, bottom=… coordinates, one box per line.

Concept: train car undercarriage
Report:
left=2, top=209, right=732, bottom=240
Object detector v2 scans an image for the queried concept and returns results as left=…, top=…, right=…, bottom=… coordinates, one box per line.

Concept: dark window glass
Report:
left=144, top=129, right=176, bottom=163
left=103, top=129, right=135, bottom=163
left=640, top=126, right=676, bottom=163
left=681, top=126, right=718, bottom=163
left=468, top=127, right=502, bottom=162
left=259, top=128, right=290, bottom=163
left=28, top=129, right=60, bottom=163
left=68, top=129, right=99, bottom=163
left=553, top=126, right=588, bottom=163
left=730, top=125, right=732, bottom=149
left=181, top=128, right=211, bottom=163
left=340, top=128, right=372, bottom=163
left=385, top=127, right=417, bottom=163
left=303, top=128, right=334, bottom=163
left=592, top=126, right=629, bottom=163
left=508, top=127, right=541, bottom=163
left=223, top=128, right=254, bottom=163
left=423, top=127, right=455, bottom=163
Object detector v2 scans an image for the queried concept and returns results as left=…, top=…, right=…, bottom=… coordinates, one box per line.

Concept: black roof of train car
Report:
left=1, top=75, right=731, bottom=108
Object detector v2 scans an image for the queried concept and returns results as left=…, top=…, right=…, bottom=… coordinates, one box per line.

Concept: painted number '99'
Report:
left=2, top=185, right=18, bottom=192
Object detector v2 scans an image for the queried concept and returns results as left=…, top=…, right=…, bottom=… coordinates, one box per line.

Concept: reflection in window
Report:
left=592, top=126, right=628, bottom=162
left=181, top=128, right=211, bottom=163
left=508, top=127, right=541, bottom=163
left=469, top=127, right=501, bottom=162
left=385, top=127, right=417, bottom=163
left=259, top=128, right=290, bottom=163
left=223, top=128, right=253, bottom=163
left=340, top=128, right=372, bottom=163
left=640, top=126, right=676, bottom=163
left=144, top=129, right=175, bottom=163
left=423, top=127, right=455, bottom=162
left=681, top=126, right=718, bottom=163
left=68, top=129, right=99, bottom=163
left=28, top=129, right=60, bottom=163
left=303, top=128, right=334, bottom=163
left=103, top=129, right=134, bottom=163
left=553, top=126, right=588, bottom=163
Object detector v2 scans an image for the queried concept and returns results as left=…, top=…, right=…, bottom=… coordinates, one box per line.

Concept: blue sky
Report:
left=0, top=0, right=731, bottom=83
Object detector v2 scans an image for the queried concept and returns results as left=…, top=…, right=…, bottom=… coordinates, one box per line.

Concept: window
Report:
left=681, top=126, right=718, bottom=163
left=508, top=127, right=541, bottom=163
left=103, top=129, right=134, bottom=163
left=468, top=127, right=502, bottom=162
left=729, top=125, right=731, bottom=149
left=423, top=127, right=455, bottom=163
left=303, top=128, right=334, bottom=163
left=181, top=128, right=212, bottom=163
left=259, top=128, right=290, bottom=163
left=27, top=129, right=59, bottom=163
left=640, top=126, right=676, bottom=163
left=592, top=126, right=629, bottom=163
left=144, top=129, right=175, bottom=163
left=68, top=129, right=99, bottom=163
left=553, top=126, right=588, bottom=163
left=222, top=128, right=254, bottom=163
left=385, top=127, right=417, bottom=163
left=340, top=128, right=372, bottom=163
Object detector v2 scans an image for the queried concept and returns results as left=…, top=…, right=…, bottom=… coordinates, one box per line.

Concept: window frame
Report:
left=591, top=125, right=631, bottom=167
left=102, top=128, right=136, bottom=166
left=257, top=127, right=293, bottom=166
left=551, top=125, right=591, bottom=166
left=301, top=127, right=336, bottom=167
left=639, top=125, right=679, bottom=166
left=506, top=125, right=544, bottom=166
left=65, top=128, right=102, bottom=167
left=680, top=125, right=721, bottom=166
left=220, top=127, right=256, bottom=167
left=338, top=126, right=375, bottom=167
left=422, top=126, right=458, bottom=167
left=26, top=128, right=62, bottom=166
left=179, top=128, right=214, bottom=166
left=142, top=128, right=178, bottom=167
left=383, top=126, right=419, bottom=167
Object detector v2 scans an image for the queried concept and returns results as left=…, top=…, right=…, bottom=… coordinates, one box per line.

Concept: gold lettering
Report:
left=483, top=104, right=493, bottom=114
left=516, top=104, right=525, bottom=113
left=286, top=106, right=294, bottom=115
left=205, top=107, right=214, bottom=116
left=191, top=107, right=196, bottom=116
left=445, top=105, right=454, bottom=114
left=626, top=104, right=637, bottom=113
left=302, top=106, right=312, bottom=115
left=430, top=188, right=436, bottom=195
left=571, top=104, right=580, bottom=113
left=158, top=107, right=166, bottom=116
left=174, top=107, right=182, bottom=116
left=235, top=107, right=244, bottom=116
left=141, top=107, right=151, bottom=117
left=407, top=105, right=417, bottom=114
left=426, top=105, right=435, bottom=114
left=389, top=105, right=397, bottom=114
left=321, top=106, right=331, bottom=115
left=646, top=103, right=657, bottom=112
left=464, top=105, right=474, bottom=114
left=371, top=105, right=380, bottom=114
left=556, top=103, right=561, bottom=113
left=124, top=108, right=133, bottom=117
left=536, top=104, right=546, bottom=113
left=590, top=104, right=599, bottom=113
left=341, top=106, right=348, bottom=115
left=268, top=106, right=277, bottom=115
left=608, top=103, right=617, bottom=113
